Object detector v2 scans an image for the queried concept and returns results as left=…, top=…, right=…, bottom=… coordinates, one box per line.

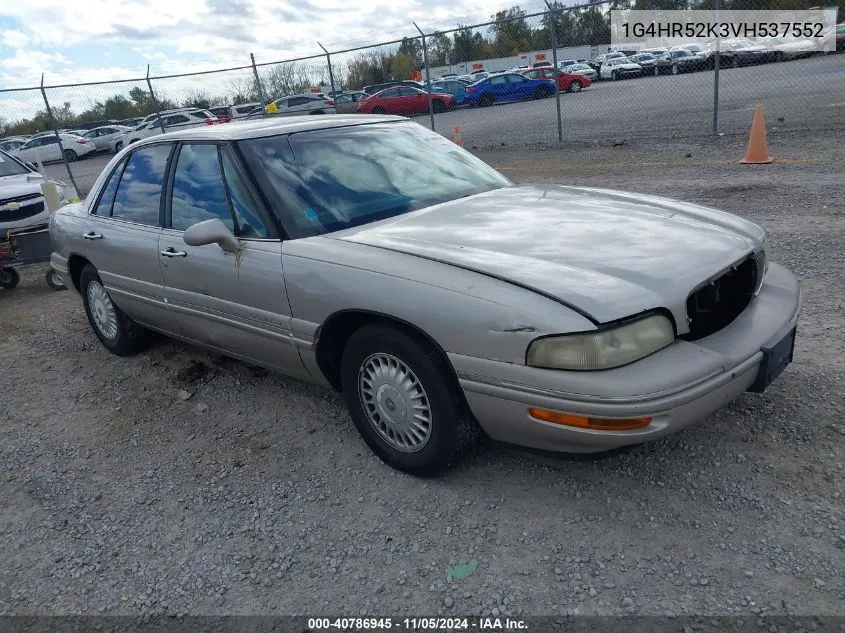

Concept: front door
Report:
left=157, top=142, right=305, bottom=376
left=78, top=143, right=176, bottom=330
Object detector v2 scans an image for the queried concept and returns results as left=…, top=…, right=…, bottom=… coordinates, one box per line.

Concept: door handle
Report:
left=83, top=231, right=103, bottom=240
left=160, top=247, right=187, bottom=258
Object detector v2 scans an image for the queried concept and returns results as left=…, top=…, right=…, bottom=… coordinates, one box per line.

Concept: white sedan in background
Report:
left=82, top=125, right=132, bottom=153
left=13, top=133, right=95, bottom=164
left=121, top=109, right=219, bottom=147
left=600, top=56, right=643, bottom=80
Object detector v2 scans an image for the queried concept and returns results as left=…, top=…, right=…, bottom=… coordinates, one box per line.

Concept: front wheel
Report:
left=341, top=323, right=479, bottom=477
left=431, top=99, right=446, bottom=114
left=114, top=141, right=123, bottom=152
left=63, top=149, right=77, bottom=162
left=671, top=64, right=679, bottom=75
left=611, top=70, right=619, bottom=80
left=80, top=264, right=150, bottom=356
left=372, top=106, right=387, bottom=114
left=568, top=80, right=582, bottom=93
left=0, top=267, right=20, bottom=289
left=46, top=268, right=67, bottom=291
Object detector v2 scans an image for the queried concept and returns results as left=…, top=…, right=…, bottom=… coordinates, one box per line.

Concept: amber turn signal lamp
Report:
left=528, top=408, right=651, bottom=431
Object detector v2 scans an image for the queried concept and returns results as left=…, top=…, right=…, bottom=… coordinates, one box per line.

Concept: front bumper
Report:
left=451, top=262, right=801, bottom=453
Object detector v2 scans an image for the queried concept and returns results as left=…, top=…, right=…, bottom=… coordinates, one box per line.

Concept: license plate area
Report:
left=747, top=325, right=796, bottom=393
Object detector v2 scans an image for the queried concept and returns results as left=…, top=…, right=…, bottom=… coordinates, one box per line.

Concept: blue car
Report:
left=464, top=73, right=557, bottom=107
left=426, top=79, right=472, bottom=105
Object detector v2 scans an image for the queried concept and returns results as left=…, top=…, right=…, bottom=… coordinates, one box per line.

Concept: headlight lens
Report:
left=526, top=314, right=675, bottom=371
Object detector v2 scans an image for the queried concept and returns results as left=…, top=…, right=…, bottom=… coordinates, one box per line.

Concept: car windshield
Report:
left=0, top=151, right=29, bottom=177
left=238, top=121, right=512, bottom=239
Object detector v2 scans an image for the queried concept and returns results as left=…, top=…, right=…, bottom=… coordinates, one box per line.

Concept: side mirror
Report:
left=183, top=218, right=240, bottom=253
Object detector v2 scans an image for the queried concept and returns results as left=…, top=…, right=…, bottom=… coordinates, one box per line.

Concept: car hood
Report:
left=332, top=185, right=763, bottom=328
left=0, top=172, right=50, bottom=199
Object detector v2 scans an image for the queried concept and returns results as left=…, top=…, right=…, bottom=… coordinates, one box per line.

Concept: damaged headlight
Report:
left=754, top=232, right=770, bottom=295
left=526, top=313, right=675, bottom=371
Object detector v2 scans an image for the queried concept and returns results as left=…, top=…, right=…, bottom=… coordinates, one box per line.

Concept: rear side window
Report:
left=92, top=157, right=127, bottom=216
left=111, top=144, right=172, bottom=225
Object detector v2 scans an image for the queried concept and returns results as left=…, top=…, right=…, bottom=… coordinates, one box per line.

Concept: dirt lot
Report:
left=1, top=129, right=843, bottom=618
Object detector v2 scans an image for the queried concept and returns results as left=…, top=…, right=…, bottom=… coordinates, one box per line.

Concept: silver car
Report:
left=81, top=125, right=132, bottom=153
left=264, top=93, right=336, bottom=116
left=48, top=116, right=801, bottom=476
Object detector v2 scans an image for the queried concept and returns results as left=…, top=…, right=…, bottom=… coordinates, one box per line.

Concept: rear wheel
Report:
left=654, top=65, right=660, bottom=76
left=63, top=149, right=77, bottom=162
left=340, top=323, right=478, bottom=477
left=479, top=93, right=494, bottom=107
left=372, top=106, right=387, bottom=114
left=568, top=80, right=582, bottom=93
left=114, top=141, right=123, bottom=152
left=0, top=267, right=20, bottom=289
left=431, top=99, right=446, bottom=114
left=80, top=264, right=150, bottom=356
left=671, top=64, right=679, bottom=75
left=533, top=86, right=551, bottom=99
left=732, top=56, right=740, bottom=68
left=611, top=70, right=619, bottom=80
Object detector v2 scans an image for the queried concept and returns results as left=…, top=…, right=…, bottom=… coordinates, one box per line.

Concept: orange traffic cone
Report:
left=739, top=105, right=773, bottom=164
left=453, top=126, right=463, bottom=147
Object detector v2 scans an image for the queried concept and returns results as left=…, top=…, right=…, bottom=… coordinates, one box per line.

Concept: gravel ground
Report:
left=1, top=128, right=843, bottom=618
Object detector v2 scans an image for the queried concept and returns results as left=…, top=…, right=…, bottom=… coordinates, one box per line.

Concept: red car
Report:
left=521, top=67, right=592, bottom=93
left=357, top=86, right=456, bottom=115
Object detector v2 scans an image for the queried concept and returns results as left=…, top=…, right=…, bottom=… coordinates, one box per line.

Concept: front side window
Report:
left=238, top=121, right=511, bottom=239
left=111, top=144, right=172, bottom=225
left=170, top=144, right=234, bottom=232
left=335, top=94, right=352, bottom=104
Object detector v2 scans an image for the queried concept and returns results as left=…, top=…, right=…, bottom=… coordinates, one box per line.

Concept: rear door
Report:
left=400, top=87, right=428, bottom=114
left=78, top=143, right=176, bottom=330
left=157, top=142, right=304, bottom=374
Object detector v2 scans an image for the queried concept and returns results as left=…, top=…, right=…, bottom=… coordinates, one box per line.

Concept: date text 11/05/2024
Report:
left=306, top=617, right=529, bottom=630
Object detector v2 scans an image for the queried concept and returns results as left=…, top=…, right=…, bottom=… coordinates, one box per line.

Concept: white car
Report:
left=81, top=125, right=132, bottom=153
left=208, top=103, right=262, bottom=122
left=0, top=149, right=73, bottom=234
left=13, top=133, right=95, bottom=164
left=122, top=109, right=219, bottom=146
left=600, top=56, right=643, bottom=80
left=0, top=137, right=28, bottom=153
left=562, top=63, right=598, bottom=81
left=263, top=94, right=336, bottom=116
left=770, top=37, right=819, bottom=60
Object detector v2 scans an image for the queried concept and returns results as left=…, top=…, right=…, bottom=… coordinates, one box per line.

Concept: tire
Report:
left=80, top=264, right=150, bottom=356
left=372, top=106, right=387, bottom=114
left=0, top=267, right=20, bottom=289
left=45, top=268, right=67, bottom=291
left=478, top=93, right=494, bottom=107
left=671, top=64, right=679, bottom=75
left=114, top=141, right=123, bottom=152
left=340, top=323, right=479, bottom=477
left=732, top=56, right=739, bottom=68
left=654, top=66, right=660, bottom=76
left=64, top=149, right=77, bottom=162
left=533, top=86, right=551, bottom=99
left=611, top=70, right=619, bottom=81
left=568, top=80, right=582, bottom=93
left=431, top=99, right=446, bottom=114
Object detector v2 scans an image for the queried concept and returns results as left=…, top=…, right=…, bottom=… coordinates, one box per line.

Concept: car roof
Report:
left=131, top=115, right=402, bottom=146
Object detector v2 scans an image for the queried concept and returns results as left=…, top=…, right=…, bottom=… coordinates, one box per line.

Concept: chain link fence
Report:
left=1, top=0, right=842, bottom=196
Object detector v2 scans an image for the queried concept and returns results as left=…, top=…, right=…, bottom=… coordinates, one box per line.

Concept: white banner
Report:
left=610, top=9, right=838, bottom=52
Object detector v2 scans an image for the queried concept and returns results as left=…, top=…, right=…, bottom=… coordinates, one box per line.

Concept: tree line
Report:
left=1, top=0, right=840, bottom=137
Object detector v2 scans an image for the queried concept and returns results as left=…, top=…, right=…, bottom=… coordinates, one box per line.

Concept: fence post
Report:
left=545, top=0, right=563, bottom=143
left=712, top=0, right=720, bottom=135
left=145, top=65, right=166, bottom=134
left=39, top=74, right=80, bottom=196
left=318, top=42, right=336, bottom=97
left=414, top=22, right=436, bottom=132
left=250, top=53, right=268, bottom=116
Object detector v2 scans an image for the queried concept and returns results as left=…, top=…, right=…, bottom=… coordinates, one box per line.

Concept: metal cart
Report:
left=0, top=226, right=67, bottom=291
